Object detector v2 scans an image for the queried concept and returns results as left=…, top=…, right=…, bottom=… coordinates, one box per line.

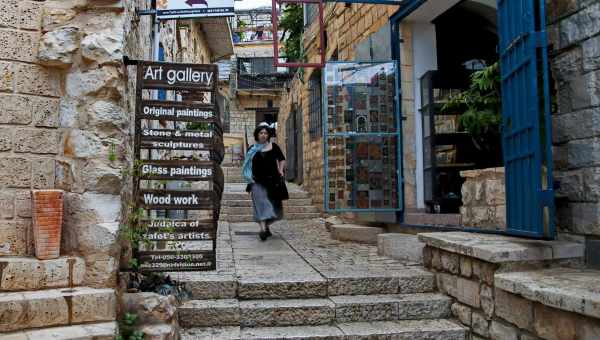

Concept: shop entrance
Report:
left=419, top=1, right=501, bottom=214
left=393, top=0, right=555, bottom=238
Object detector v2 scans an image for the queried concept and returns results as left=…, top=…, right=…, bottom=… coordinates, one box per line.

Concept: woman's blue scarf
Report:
left=242, top=143, right=266, bottom=183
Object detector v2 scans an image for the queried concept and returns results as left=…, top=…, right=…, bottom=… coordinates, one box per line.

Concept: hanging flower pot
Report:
left=31, top=189, right=64, bottom=260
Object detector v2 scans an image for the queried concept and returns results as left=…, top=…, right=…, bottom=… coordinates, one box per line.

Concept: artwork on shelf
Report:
left=369, top=172, right=384, bottom=190
left=357, top=166, right=369, bottom=183
left=369, top=110, right=379, bottom=124
left=355, top=96, right=367, bottom=110
left=357, top=143, right=369, bottom=159
left=357, top=191, right=369, bottom=208
left=368, top=145, right=382, bottom=160
left=370, top=95, right=379, bottom=108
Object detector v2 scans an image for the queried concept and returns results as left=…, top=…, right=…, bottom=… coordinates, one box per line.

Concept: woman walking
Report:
left=243, top=123, right=288, bottom=241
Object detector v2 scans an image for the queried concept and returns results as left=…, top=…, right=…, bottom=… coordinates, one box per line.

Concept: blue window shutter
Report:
left=158, top=44, right=166, bottom=101
left=497, top=0, right=555, bottom=238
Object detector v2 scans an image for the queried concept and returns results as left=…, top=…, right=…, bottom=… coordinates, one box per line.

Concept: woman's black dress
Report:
left=250, top=143, right=287, bottom=223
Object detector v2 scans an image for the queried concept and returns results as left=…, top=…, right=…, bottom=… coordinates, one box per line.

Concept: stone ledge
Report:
left=0, top=256, right=85, bottom=291
left=2, top=322, right=118, bottom=339
left=331, top=224, right=385, bottom=244
left=495, top=268, right=600, bottom=319
left=418, top=232, right=584, bottom=263
left=377, top=233, right=424, bottom=263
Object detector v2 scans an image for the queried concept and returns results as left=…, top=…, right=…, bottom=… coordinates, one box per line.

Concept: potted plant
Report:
left=31, top=189, right=64, bottom=260
left=442, top=62, right=503, bottom=167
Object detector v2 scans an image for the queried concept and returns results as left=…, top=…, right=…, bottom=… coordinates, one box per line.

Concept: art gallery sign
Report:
left=156, top=0, right=235, bottom=20
left=133, top=61, right=224, bottom=272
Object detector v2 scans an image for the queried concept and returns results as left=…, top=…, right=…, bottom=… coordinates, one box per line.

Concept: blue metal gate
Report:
left=497, top=0, right=554, bottom=238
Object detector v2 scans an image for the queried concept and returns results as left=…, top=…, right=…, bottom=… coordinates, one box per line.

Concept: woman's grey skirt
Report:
left=251, top=182, right=283, bottom=223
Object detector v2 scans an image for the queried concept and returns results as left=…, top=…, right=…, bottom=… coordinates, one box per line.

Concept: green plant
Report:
left=279, top=4, right=303, bottom=62
left=108, top=143, right=117, bottom=162
left=236, top=18, right=247, bottom=41
left=117, top=313, right=144, bottom=340
left=442, top=63, right=502, bottom=141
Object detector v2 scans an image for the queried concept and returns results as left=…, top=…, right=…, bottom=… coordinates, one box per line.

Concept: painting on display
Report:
left=324, top=61, right=400, bottom=211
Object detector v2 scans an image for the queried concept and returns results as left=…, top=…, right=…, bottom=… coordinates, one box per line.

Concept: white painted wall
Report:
left=402, top=0, right=460, bottom=209
left=411, top=22, right=438, bottom=209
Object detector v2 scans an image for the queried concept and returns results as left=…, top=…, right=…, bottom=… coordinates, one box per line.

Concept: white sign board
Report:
left=157, top=0, right=234, bottom=19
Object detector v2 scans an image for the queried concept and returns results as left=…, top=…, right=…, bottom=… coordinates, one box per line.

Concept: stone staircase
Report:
left=0, top=256, right=117, bottom=338
left=177, top=271, right=466, bottom=339
left=174, top=221, right=469, bottom=339
left=220, top=166, right=320, bottom=222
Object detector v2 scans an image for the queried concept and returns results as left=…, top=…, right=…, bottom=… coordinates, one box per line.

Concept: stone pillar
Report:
left=11, top=0, right=127, bottom=288
left=460, top=168, right=506, bottom=230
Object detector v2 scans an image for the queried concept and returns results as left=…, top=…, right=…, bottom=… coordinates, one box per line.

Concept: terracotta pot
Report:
left=31, top=190, right=64, bottom=260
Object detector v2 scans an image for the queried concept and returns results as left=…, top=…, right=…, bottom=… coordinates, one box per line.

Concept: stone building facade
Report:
left=278, top=1, right=600, bottom=339
left=279, top=1, right=600, bottom=241
left=0, top=0, right=231, bottom=336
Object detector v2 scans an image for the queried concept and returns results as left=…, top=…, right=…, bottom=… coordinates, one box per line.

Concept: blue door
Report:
left=497, top=0, right=554, bottom=238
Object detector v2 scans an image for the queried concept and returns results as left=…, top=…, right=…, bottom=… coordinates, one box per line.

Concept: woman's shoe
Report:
left=265, top=228, right=272, bottom=238
left=259, top=231, right=268, bottom=241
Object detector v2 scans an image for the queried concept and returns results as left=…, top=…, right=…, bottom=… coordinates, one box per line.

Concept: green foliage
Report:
left=236, top=18, right=247, bottom=41
left=443, top=63, right=502, bottom=138
left=279, top=4, right=304, bottom=61
left=108, top=143, right=117, bottom=162
left=117, top=313, right=144, bottom=340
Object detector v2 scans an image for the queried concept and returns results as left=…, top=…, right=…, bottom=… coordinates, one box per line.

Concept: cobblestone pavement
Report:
left=169, top=218, right=428, bottom=292
left=271, top=219, right=422, bottom=274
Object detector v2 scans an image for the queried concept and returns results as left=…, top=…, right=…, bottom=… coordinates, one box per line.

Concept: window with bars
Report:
left=308, top=71, right=322, bottom=139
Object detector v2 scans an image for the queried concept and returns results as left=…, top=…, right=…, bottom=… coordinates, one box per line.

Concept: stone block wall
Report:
left=423, top=245, right=599, bottom=340
left=460, top=168, right=506, bottom=230
left=0, top=0, right=130, bottom=288
left=547, top=1, right=600, bottom=240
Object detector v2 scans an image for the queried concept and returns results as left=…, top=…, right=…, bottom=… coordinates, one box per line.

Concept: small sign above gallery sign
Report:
left=157, top=0, right=235, bottom=20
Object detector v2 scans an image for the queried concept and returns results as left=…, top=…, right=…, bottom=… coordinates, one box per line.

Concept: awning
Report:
left=196, top=17, right=234, bottom=61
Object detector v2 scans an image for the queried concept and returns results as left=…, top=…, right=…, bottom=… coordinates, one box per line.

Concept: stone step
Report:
left=377, top=233, right=425, bottom=263
left=182, top=319, right=468, bottom=339
left=223, top=191, right=310, bottom=200
left=221, top=206, right=319, bottom=215
left=238, top=277, right=328, bottom=300
left=330, top=224, right=385, bottom=244
left=178, top=293, right=452, bottom=329
left=178, top=299, right=240, bottom=328
left=222, top=198, right=313, bottom=207
left=222, top=212, right=320, bottom=223
left=327, top=268, right=436, bottom=296
left=0, top=256, right=86, bottom=292
left=330, top=293, right=452, bottom=323
left=240, top=299, right=335, bottom=328
left=174, top=272, right=238, bottom=300
left=1, top=322, right=118, bottom=339
left=0, top=287, right=117, bottom=333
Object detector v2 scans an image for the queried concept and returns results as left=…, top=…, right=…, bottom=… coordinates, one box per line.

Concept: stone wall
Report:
left=460, top=168, right=506, bottom=230
left=420, top=232, right=598, bottom=340
left=0, top=0, right=129, bottom=288
left=0, top=0, right=219, bottom=288
left=548, top=1, right=600, bottom=240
